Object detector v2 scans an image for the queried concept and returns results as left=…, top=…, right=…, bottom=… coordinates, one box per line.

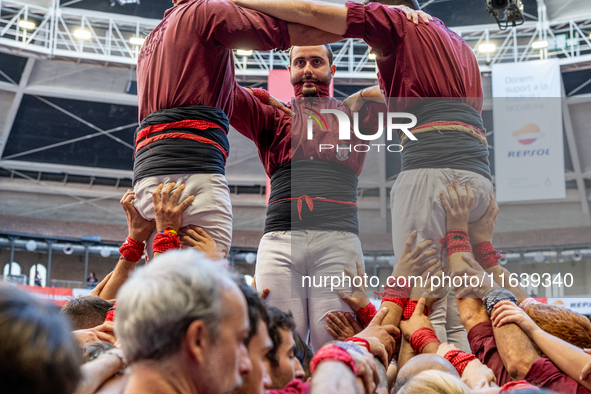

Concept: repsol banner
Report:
left=492, top=60, right=566, bottom=202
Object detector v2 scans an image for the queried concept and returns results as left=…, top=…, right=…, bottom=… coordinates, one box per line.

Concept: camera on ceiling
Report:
left=486, top=0, right=525, bottom=30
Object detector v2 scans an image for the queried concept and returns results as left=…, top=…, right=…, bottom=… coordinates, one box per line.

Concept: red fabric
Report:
left=402, top=299, right=429, bottom=320
left=474, top=242, right=504, bottom=270
left=267, top=379, right=310, bottom=394
left=153, top=231, right=180, bottom=253
left=346, top=337, right=370, bottom=352
left=409, top=328, right=439, bottom=354
left=356, top=302, right=377, bottom=328
left=499, top=381, right=538, bottom=393
left=251, top=88, right=270, bottom=104
left=135, top=132, right=228, bottom=163
left=444, top=349, right=477, bottom=377
left=105, top=304, right=117, bottom=323
left=440, top=229, right=472, bottom=259
left=310, top=345, right=357, bottom=375
left=468, top=321, right=513, bottom=386
left=343, top=3, right=483, bottom=115
left=268, top=195, right=358, bottom=221
left=524, top=358, right=591, bottom=394
left=376, top=277, right=412, bottom=310
left=230, top=84, right=383, bottom=178
left=119, top=237, right=144, bottom=263
left=137, top=0, right=291, bottom=122
left=136, top=119, right=222, bottom=142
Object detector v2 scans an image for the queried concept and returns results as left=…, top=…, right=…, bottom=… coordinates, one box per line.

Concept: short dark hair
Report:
left=288, top=45, right=334, bottom=66
left=0, top=284, right=82, bottom=394
left=365, top=0, right=419, bottom=10
left=235, top=279, right=269, bottom=346
left=293, top=329, right=314, bottom=379
left=266, top=306, right=296, bottom=366
left=61, top=296, right=114, bottom=330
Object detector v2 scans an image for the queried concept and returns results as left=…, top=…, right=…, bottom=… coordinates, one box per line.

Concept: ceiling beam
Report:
left=0, top=57, right=35, bottom=159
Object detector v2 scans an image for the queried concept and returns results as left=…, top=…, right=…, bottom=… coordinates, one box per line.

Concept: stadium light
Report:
left=19, top=20, right=35, bottom=30
left=74, top=29, right=91, bottom=40
left=130, top=37, right=145, bottom=45
left=479, top=43, right=496, bottom=53
left=532, top=40, right=548, bottom=49
left=236, top=49, right=253, bottom=56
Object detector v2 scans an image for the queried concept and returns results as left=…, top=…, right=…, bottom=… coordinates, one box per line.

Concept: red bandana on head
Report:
left=293, top=81, right=330, bottom=98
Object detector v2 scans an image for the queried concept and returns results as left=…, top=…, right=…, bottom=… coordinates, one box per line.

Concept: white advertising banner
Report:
left=492, top=60, right=566, bottom=202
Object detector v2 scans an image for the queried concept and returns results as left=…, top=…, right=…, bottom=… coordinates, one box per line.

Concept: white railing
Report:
left=1, top=0, right=591, bottom=78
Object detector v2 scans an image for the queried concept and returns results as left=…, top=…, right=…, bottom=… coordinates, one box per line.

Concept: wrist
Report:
left=353, top=299, right=370, bottom=312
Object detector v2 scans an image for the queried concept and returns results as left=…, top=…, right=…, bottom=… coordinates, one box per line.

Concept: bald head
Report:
left=394, top=354, right=459, bottom=393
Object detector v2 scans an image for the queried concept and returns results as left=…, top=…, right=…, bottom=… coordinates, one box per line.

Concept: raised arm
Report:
left=492, top=301, right=591, bottom=390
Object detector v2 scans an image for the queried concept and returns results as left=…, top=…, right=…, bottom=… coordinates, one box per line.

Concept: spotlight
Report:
left=25, top=240, right=38, bottom=252
left=74, top=29, right=91, bottom=40
left=99, top=247, right=111, bottom=258
left=110, top=0, right=140, bottom=5
left=479, top=43, right=496, bottom=53
left=368, top=53, right=376, bottom=60
left=236, top=49, right=253, bottom=56
left=130, top=37, right=145, bottom=45
left=572, top=251, right=583, bottom=262
left=532, top=40, right=549, bottom=49
left=63, top=243, right=74, bottom=255
left=245, top=253, right=256, bottom=264
left=486, top=0, right=525, bottom=31
left=19, top=20, right=35, bottom=30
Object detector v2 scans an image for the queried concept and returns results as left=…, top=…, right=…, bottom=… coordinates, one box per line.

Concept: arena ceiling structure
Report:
left=0, top=0, right=590, bottom=266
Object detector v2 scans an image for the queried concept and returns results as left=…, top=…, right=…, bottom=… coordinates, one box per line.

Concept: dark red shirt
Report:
left=469, top=321, right=591, bottom=394
left=268, top=379, right=310, bottom=394
left=343, top=2, right=483, bottom=113
left=230, top=84, right=377, bottom=177
left=137, top=0, right=291, bottom=122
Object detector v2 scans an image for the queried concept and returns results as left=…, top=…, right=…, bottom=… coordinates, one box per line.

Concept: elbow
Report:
left=504, top=352, right=537, bottom=381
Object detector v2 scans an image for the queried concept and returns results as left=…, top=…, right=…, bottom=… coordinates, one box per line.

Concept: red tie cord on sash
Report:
left=409, top=327, right=440, bottom=354
left=135, top=120, right=228, bottom=162
left=268, top=195, right=358, bottom=221
left=443, top=349, right=477, bottom=376
left=402, top=299, right=430, bottom=320
left=474, top=242, right=506, bottom=270
left=356, top=303, right=377, bottom=328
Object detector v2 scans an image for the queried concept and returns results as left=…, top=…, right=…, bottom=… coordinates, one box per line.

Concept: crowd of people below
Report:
left=1, top=180, right=591, bottom=394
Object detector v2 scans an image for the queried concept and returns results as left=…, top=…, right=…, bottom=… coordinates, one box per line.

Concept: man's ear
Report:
left=185, top=320, right=208, bottom=364
left=330, top=64, right=336, bottom=77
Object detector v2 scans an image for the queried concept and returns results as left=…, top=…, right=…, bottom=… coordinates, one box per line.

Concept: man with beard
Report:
left=229, top=0, right=491, bottom=352
left=230, top=40, right=427, bottom=350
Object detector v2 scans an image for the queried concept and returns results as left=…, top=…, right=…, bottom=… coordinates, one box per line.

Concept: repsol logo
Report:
left=508, top=149, right=550, bottom=158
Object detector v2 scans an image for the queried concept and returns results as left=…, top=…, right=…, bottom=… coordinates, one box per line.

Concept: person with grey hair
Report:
left=115, top=249, right=252, bottom=394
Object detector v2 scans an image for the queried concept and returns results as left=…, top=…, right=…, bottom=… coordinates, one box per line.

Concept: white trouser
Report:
left=255, top=230, right=364, bottom=351
left=390, top=168, right=494, bottom=352
left=133, top=173, right=233, bottom=260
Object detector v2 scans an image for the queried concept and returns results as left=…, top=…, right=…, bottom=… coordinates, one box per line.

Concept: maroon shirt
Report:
left=469, top=321, right=591, bottom=394
left=343, top=2, right=483, bottom=113
left=137, top=0, right=291, bottom=122
left=230, top=84, right=377, bottom=177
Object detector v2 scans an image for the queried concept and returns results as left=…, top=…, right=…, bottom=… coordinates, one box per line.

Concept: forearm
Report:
left=397, top=336, right=414, bottom=370
left=288, top=23, right=343, bottom=45
left=357, top=86, right=385, bottom=103
left=486, top=266, right=529, bottom=303
left=73, top=355, right=122, bottom=394
left=529, top=329, right=591, bottom=390
left=234, top=0, right=349, bottom=35
left=448, top=251, right=474, bottom=275
left=310, top=361, right=361, bottom=394
left=375, top=359, right=389, bottom=394
left=492, top=324, right=540, bottom=381
left=379, top=301, right=403, bottom=328
left=456, top=298, right=490, bottom=333
left=99, top=258, right=136, bottom=301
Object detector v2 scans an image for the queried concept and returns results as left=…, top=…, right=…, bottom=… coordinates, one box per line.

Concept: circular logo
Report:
left=335, top=144, right=351, bottom=161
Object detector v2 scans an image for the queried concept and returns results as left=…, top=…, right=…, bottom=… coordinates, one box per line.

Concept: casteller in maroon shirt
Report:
left=342, top=2, right=482, bottom=114
left=469, top=321, right=591, bottom=394
left=137, top=0, right=291, bottom=123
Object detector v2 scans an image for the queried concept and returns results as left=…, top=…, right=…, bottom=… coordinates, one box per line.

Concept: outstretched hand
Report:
left=388, top=5, right=433, bottom=25
left=468, top=193, right=499, bottom=245
left=356, top=307, right=400, bottom=364
left=338, top=261, right=370, bottom=312
left=392, top=230, right=439, bottom=279
left=326, top=311, right=363, bottom=341
left=179, top=225, right=224, bottom=260
left=440, top=180, right=473, bottom=232
left=153, top=182, right=195, bottom=232
left=121, top=190, right=155, bottom=243
left=399, top=298, right=434, bottom=341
